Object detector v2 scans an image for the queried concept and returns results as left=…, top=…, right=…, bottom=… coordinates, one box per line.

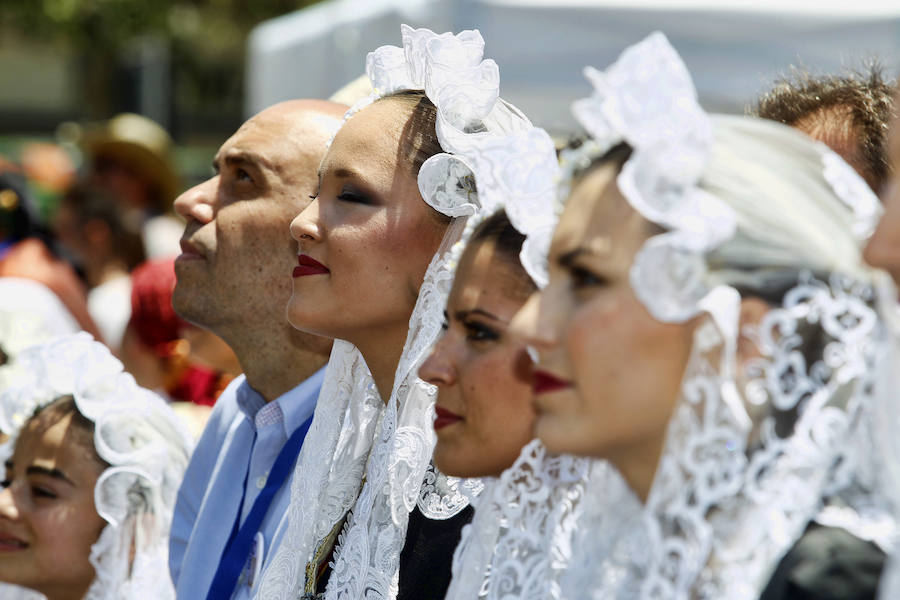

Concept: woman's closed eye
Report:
left=30, top=486, right=56, bottom=500
left=570, top=265, right=608, bottom=289
left=337, top=187, right=371, bottom=205
left=463, top=320, right=500, bottom=343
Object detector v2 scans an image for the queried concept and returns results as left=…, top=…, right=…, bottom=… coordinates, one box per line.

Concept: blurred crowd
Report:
left=0, top=112, right=239, bottom=434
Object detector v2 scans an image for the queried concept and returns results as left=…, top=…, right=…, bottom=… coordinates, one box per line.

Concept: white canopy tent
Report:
left=247, top=0, right=900, bottom=133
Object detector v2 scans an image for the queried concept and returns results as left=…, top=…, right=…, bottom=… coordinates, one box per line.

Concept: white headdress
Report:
left=0, top=332, right=193, bottom=600
left=551, top=32, right=891, bottom=599
left=426, top=97, right=610, bottom=599
left=257, top=25, right=533, bottom=600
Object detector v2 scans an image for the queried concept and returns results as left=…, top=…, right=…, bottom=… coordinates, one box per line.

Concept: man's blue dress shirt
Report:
left=169, top=368, right=325, bottom=599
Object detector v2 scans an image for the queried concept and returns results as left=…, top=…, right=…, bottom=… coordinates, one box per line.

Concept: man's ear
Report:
left=736, top=296, right=770, bottom=364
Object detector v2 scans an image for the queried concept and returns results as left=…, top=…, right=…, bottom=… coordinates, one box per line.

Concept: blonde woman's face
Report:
left=0, top=411, right=106, bottom=599
left=512, top=161, right=695, bottom=487
left=287, top=99, right=448, bottom=346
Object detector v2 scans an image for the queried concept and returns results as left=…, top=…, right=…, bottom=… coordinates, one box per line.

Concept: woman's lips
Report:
left=293, top=254, right=330, bottom=278
left=0, top=534, right=27, bottom=551
left=532, top=369, right=573, bottom=394
left=433, top=406, right=463, bottom=431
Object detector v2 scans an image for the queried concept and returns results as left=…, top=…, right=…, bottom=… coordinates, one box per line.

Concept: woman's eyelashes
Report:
left=336, top=187, right=371, bottom=205
left=0, top=477, right=56, bottom=499
left=570, top=264, right=608, bottom=289
left=463, top=319, right=500, bottom=343
left=30, top=486, right=56, bottom=499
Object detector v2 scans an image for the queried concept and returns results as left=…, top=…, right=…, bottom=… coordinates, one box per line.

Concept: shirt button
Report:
left=256, top=474, right=267, bottom=489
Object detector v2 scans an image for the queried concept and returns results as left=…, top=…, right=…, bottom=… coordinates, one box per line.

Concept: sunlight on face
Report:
left=512, top=161, right=695, bottom=497
left=286, top=98, right=448, bottom=349
left=421, top=237, right=536, bottom=478
left=0, top=409, right=107, bottom=599
left=864, top=93, right=900, bottom=286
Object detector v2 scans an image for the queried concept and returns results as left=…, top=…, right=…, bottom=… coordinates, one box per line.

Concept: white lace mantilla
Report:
left=560, top=274, right=885, bottom=599
left=446, top=440, right=626, bottom=600
left=0, top=333, right=193, bottom=600
left=257, top=25, right=534, bottom=600
left=554, top=32, right=893, bottom=599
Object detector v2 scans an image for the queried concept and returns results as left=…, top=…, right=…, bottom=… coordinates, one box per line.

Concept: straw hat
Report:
left=82, top=113, right=180, bottom=212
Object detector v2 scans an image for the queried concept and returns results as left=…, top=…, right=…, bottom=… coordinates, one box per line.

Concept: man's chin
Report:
left=171, top=285, right=206, bottom=326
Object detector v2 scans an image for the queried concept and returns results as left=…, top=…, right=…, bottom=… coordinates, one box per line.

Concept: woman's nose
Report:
left=0, top=485, right=20, bottom=521
left=291, top=197, right=323, bottom=245
left=419, top=336, right=457, bottom=388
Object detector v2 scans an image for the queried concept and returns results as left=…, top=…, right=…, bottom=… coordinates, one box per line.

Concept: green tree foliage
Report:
left=1, top=0, right=325, bottom=128
left=1, top=1, right=322, bottom=54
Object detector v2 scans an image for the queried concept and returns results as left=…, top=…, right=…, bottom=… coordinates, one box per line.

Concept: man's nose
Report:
left=173, top=178, right=217, bottom=225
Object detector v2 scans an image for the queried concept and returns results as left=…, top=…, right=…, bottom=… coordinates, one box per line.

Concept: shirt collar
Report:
left=235, top=366, right=327, bottom=436
left=277, top=365, right=327, bottom=437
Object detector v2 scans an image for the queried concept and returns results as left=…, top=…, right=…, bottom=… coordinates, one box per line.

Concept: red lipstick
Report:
left=433, top=406, right=462, bottom=431
left=293, top=254, right=329, bottom=278
left=532, top=369, right=572, bottom=394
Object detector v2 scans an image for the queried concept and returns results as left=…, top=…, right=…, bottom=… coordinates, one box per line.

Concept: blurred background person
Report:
left=755, top=66, right=897, bottom=192
left=80, top=112, right=183, bottom=259
left=0, top=172, right=100, bottom=378
left=53, top=183, right=145, bottom=352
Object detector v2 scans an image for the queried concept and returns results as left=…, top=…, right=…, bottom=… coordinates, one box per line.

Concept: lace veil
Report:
left=430, top=107, right=609, bottom=599
left=0, top=332, right=193, bottom=600
left=256, top=25, right=533, bottom=600
left=552, top=33, right=891, bottom=599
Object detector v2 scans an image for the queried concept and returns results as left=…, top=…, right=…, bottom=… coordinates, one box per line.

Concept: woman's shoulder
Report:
left=759, top=522, right=885, bottom=600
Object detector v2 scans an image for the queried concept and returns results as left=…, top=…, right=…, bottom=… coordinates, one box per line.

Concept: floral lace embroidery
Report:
left=447, top=440, right=608, bottom=600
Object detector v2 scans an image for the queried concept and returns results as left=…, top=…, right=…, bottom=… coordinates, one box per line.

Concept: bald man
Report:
left=168, top=100, right=347, bottom=600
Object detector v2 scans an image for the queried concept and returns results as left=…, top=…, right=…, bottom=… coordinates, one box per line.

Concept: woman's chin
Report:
left=286, top=301, right=329, bottom=338
left=535, top=414, right=590, bottom=457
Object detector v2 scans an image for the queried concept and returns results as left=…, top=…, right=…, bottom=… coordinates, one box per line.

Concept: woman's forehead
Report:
left=321, top=103, right=407, bottom=181
left=453, top=239, right=525, bottom=309
left=15, top=413, right=98, bottom=476
left=552, top=164, right=637, bottom=258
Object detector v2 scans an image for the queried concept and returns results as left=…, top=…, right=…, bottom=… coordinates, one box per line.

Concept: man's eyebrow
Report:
left=25, top=465, right=75, bottom=486
left=218, top=149, right=275, bottom=172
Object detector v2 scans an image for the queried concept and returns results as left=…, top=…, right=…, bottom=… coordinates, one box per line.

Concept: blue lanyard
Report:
left=205, top=414, right=314, bottom=600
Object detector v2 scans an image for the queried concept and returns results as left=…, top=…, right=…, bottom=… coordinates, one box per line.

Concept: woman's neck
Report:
left=42, top=577, right=93, bottom=600
left=354, top=325, right=409, bottom=404
left=607, top=434, right=668, bottom=503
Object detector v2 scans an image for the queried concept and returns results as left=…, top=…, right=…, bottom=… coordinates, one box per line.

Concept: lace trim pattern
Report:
left=559, top=274, right=886, bottom=599
left=446, top=440, right=609, bottom=600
